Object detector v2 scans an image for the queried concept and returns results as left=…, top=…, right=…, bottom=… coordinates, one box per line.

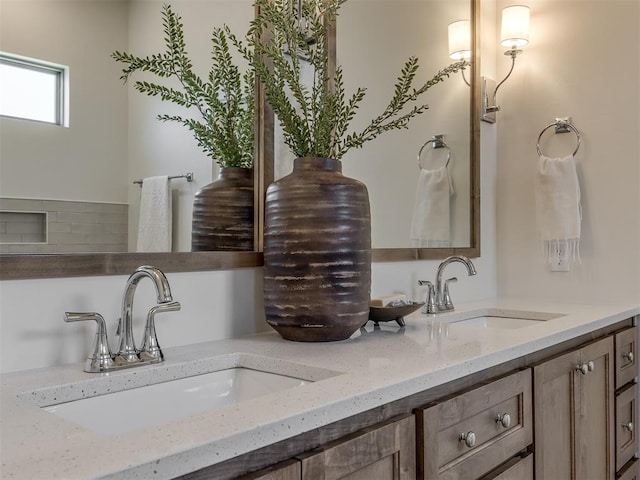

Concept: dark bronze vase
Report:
left=191, top=167, right=254, bottom=251
left=264, top=157, right=371, bottom=342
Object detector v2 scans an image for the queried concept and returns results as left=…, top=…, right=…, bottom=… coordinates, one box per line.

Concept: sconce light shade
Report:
left=500, top=5, right=530, bottom=48
left=448, top=20, right=472, bottom=60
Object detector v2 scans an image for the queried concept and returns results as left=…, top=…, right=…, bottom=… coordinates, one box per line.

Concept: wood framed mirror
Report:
left=0, top=0, right=272, bottom=279
left=0, top=0, right=478, bottom=280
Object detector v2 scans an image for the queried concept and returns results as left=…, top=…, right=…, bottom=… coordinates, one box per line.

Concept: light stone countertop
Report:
left=2, top=298, right=639, bottom=479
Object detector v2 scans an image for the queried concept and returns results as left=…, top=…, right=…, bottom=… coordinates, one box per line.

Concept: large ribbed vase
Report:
left=264, top=157, right=371, bottom=342
left=191, top=167, right=254, bottom=251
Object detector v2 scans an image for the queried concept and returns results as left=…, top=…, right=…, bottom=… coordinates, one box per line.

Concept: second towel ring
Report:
left=418, top=135, right=451, bottom=169
left=536, top=120, right=581, bottom=157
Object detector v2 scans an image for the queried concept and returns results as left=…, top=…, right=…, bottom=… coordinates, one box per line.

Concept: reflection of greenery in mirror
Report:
left=0, top=0, right=267, bottom=279
left=112, top=4, right=254, bottom=170
left=334, top=0, right=480, bottom=258
left=242, top=0, right=467, bottom=161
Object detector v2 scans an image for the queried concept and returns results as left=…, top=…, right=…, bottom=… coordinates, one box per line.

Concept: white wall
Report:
left=494, top=0, right=640, bottom=304
left=337, top=0, right=472, bottom=249
left=0, top=0, right=499, bottom=374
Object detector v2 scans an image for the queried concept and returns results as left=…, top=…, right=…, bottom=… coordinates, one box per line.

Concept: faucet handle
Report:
left=139, top=301, right=181, bottom=362
left=440, top=277, right=458, bottom=312
left=64, top=312, right=115, bottom=373
left=418, top=280, right=438, bottom=314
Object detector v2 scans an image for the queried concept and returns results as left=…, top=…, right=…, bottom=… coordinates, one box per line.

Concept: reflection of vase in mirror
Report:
left=336, top=0, right=472, bottom=249
left=191, top=167, right=254, bottom=252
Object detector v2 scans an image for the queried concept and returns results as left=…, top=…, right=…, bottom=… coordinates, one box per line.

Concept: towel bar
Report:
left=133, top=172, right=194, bottom=186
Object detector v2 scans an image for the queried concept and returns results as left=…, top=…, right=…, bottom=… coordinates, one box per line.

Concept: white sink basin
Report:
left=27, top=353, right=339, bottom=435
left=447, top=308, right=565, bottom=329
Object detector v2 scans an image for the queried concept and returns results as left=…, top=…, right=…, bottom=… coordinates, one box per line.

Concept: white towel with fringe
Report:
left=410, top=165, right=454, bottom=247
left=534, top=154, right=581, bottom=264
left=137, top=175, right=172, bottom=252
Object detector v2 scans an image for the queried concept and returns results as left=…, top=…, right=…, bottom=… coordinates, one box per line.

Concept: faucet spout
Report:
left=117, top=265, right=174, bottom=363
left=435, top=255, right=477, bottom=312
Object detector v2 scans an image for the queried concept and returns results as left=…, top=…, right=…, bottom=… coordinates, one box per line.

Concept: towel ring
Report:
left=536, top=120, right=581, bottom=157
left=418, top=135, right=451, bottom=169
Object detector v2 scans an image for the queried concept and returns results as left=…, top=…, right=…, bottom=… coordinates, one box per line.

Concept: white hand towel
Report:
left=534, top=154, right=581, bottom=264
left=410, top=165, right=454, bottom=248
left=137, top=175, right=172, bottom=252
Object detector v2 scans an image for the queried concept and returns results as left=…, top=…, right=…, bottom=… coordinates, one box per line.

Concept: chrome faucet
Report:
left=64, top=265, right=181, bottom=372
left=419, top=255, right=477, bottom=314
left=117, top=265, right=175, bottom=363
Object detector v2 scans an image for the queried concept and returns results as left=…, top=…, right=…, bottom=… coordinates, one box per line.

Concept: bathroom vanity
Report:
left=1, top=299, right=638, bottom=480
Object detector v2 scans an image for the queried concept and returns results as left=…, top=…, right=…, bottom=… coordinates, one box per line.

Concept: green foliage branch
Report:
left=234, top=0, right=468, bottom=161
left=111, top=4, right=254, bottom=168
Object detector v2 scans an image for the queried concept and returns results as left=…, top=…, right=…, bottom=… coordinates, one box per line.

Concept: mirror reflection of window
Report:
left=0, top=53, right=67, bottom=126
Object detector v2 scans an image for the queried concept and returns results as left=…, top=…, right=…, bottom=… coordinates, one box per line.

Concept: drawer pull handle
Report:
left=496, top=413, right=511, bottom=428
left=576, top=363, right=589, bottom=375
left=623, top=351, right=634, bottom=363
left=587, top=360, right=595, bottom=372
left=459, top=431, right=476, bottom=448
left=622, top=422, right=634, bottom=432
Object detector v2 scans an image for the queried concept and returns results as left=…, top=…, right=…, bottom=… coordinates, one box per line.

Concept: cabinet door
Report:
left=482, top=453, right=533, bottom=480
left=238, top=459, right=301, bottom=480
left=619, top=458, right=640, bottom=480
left=297, top=415, right=415, bottom=480
left=575, top=337, right=615, bottom=480
left=533, top=336, right=614, bottom=480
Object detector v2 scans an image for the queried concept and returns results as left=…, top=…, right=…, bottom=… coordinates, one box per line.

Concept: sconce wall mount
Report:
left=482, top=5, right=530, bottom=123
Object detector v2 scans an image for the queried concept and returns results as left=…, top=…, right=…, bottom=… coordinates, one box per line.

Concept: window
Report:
left=0, top=52, right=68, bottom=126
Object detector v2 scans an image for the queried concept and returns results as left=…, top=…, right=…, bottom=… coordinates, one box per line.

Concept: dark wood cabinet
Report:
left=533, top=336, right=615, bottom=480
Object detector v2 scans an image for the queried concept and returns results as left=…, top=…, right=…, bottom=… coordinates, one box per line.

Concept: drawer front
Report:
left=616, top=327, right=638, bottom=390
left=237, top=459, right=301, bottom=480
left=483, top=453, right=533, bottom=480
left=617, top=383, right=639, bottom=472
left=417, top=369, right=533, bottom=480
left=618, top=458, right=640, bottom=480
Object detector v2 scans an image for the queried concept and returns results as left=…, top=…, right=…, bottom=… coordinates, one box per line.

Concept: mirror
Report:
left=0, top=0, right=478, bottom=280
left=0, top=0, right=271, bottom=278
left=336, top=0, right=479, bottom=260
left=270, top=0, right=479, bottom=261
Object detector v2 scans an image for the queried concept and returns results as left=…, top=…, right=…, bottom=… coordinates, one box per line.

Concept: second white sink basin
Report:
left=447, top=308, right=565, bottom=329
left=27, top=353, right=339, bottom=435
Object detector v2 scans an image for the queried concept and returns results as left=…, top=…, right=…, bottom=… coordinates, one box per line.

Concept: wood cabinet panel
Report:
left=238, top=459, right=301, bottom=480
left=616, top=383, right=638, bottom=471
left=297, top=415, right=415, bottom=480
left=619, top=458, right=640, bottom=480
left=482, top=452, right=533, bottom=480
left=616, top=327, right=638, bottom=390
left=533, top=336, right=615, bottom=480
left=417, top=369, right=532, bottom=480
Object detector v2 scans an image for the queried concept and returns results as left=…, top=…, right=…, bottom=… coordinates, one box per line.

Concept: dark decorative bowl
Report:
left=368, top=302, right=424, bottom=327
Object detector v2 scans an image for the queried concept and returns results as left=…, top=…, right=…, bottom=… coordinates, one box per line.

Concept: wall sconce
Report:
left=482, top=4, right=530, bottom=123
left=448, top=20, right=472, bottom=86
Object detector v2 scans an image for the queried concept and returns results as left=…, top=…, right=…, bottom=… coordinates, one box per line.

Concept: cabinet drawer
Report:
left=237, top=459, right=301, bottom=480
left=618, top=458, right=640, bottom=480
left=616, top=327, right=638, bottom=390
left=482, top=453, right=533, bottom=480
left=617, top=383, right=638, bottom=472
left=297, top=414, right=416, bottom=480
left=416, top=369, right=532, bottom=480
